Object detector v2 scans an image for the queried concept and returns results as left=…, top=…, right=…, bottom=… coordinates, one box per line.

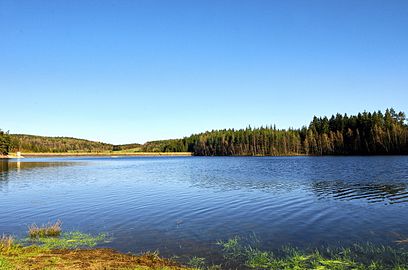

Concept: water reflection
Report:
left=312, top=180, right=408, bottom=204
left=0, top=160, right=79, bottom=173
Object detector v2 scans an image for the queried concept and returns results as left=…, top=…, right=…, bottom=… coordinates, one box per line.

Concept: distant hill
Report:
left=9, top=134, right=184, bottom=154
left=10, top=134, right=145, bottom=153
left=10, top=134, right=114, bottom=153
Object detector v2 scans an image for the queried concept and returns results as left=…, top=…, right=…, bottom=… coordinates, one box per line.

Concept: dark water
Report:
left=1, top=156, right=408, bottom=261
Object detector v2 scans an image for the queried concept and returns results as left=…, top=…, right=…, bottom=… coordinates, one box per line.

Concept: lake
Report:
left=1, top=156, right=408, bottom=264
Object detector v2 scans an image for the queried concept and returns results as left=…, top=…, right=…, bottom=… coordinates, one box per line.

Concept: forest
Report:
left=1, top=109, right=407, bottom=156
left=138, top=108, right=408, bottom=156
left=9, top=134, right=113, bottom=153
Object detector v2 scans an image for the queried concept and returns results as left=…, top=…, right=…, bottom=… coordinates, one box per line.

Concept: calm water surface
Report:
left=1, top=156, right=408, bottom=261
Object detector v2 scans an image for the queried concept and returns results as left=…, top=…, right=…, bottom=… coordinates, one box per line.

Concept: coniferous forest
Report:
left=1, top=109, right=407, bottom=156
left=140, top=108, right=408, bottom=156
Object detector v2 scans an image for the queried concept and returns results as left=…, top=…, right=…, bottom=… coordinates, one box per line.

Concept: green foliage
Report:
left=0, top=130, right=11, bottom=155
left=141, top=139, right=189, bottom=152
left=10, top=134, right=113, bottom=153
left=113, top=143, right=142, bottom=151
left=0, top=256, right=13, bottom=270
left=245, top=248, right=273, bottom=269
left=23, top=231, right=107, bottom=249
left=148, top=108, right=408, bottom=156
left=216, top=237, right=408, bottom=269
left=187, top=257, right=222, bottom=270
left=3, top=108, right=408, bottom=156
left=216, top=236, right=244, bottom=261
left=187, top=256, right=206, bottom=269
left=304, top=109, right=408, bottom=155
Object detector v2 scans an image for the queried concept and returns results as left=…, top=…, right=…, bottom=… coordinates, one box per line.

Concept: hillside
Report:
left=10, top=134, right=114, bottom=153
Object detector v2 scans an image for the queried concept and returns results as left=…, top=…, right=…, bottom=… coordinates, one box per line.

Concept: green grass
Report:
left=216, top=237, right=408, bottom=270
left=1, top=232, right=191, bottom=270
left=187, top=256, right=206, bottom=269
left=23, top=231, right=108, bottom=249
left=5, top=224, right=408, bottom=270
left=0, top=256, right=13, bottom=270
left=186, top=257, right=222, bottom=270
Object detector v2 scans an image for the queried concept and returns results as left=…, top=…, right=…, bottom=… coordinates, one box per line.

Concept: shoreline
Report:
left=18, top=152, right=193, bottom=157
left=0, top=154, right=20, bottom=159
left=3, top=153, right=408, bottom=159
left=1, top=224, right=193, bottom=270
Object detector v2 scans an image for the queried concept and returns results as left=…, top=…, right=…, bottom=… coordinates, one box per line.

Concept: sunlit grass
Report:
left=23, top=231, right=108, bottom=249
left=0, top=242, right=192, bottom=270
left=28, top=220, right=62, bottom=238
left=187, top=256, right=206, bottom=269
left=5, top=221, right=408, bottom=270
left=216, top=236, right=408, bottom=269
left=0, top=256, right=13, bottom=270
left=26, top=219, right=109, bottom=249
left=186, top=256, right=222, bottom=270
left=1, top=231, right=191, bottom=269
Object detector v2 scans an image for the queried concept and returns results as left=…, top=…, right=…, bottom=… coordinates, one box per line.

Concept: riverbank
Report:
left=2, top=219, right=408, bottom=269
left=18, top=152, right=193, bottom=157
left=0, top=245, right=192, bottom=270
left=3, top=233, right=408, bottom=270
left=1, top=230, right=193, bottom=270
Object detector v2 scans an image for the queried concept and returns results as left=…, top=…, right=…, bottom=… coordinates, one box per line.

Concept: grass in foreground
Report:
left=24, top=231, right=108, bottom=249
left=0, top=235, right=13, bottom=251
left=0, top=222, right=193, bottom=270
left=215, top=236, right=408, bottom=270
left=0, top=243, right=191, bottom=270
left=4, top=223, right=408, bottom=270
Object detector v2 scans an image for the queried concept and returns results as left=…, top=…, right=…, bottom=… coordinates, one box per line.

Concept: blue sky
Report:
left=1, top=0, right=407, bottom=144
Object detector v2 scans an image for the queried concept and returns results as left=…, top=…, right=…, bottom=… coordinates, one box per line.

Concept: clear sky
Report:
left=1, top=0, right=407, bottom=144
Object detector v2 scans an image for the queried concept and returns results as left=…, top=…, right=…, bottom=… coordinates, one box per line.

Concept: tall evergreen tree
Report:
left=0, top=130, right=11, bottom=156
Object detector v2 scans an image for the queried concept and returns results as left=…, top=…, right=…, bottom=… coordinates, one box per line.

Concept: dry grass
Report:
left=0, top=234, right=14, bottom=251
left=28, top=220, right=62, bottom=238
left=0, top=246, right=192, bottom=270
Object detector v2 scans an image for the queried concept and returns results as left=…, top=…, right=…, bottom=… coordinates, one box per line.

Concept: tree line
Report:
left=1, top=109, right=407, bottom=156
left=143, top=109, right=408, bottom=156
left=9, top=134, right=113, bottom=153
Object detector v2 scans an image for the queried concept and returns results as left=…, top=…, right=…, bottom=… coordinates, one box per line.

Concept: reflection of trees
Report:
left=0, top=161, right=79, bottom=173
left=0, top=161, right=82, bottom=185
left=311, top=180, right=408, bottom=204
left=0, top=160, right=10, bottom=173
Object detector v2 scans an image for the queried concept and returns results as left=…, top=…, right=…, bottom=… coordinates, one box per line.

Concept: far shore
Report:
left=17, top=152, right=193, bottom=157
